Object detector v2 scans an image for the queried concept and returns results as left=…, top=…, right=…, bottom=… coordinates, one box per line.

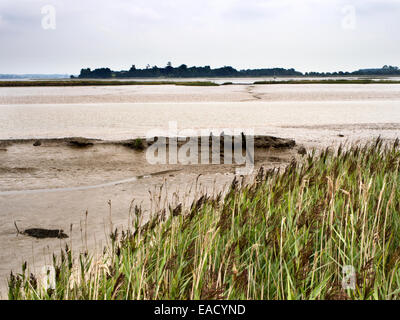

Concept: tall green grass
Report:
left=8, top=138, right=400, bottom=300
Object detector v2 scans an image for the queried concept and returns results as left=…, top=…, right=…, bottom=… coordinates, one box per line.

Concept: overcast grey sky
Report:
left=0, top=0, right=399, bottom=74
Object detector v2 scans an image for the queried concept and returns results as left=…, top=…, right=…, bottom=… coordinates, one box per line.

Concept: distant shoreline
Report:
left=1, top=78, right=400, bottom=87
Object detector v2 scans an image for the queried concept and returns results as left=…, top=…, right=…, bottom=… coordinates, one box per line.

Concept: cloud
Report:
left=0, top=0, right=399, bottom=73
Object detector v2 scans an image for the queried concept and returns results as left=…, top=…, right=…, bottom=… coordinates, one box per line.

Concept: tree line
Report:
left=76, top=64, right=400, bottom=79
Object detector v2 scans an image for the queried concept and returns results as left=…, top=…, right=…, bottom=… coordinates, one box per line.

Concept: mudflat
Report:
left=1, top=83, right=400, bottom=296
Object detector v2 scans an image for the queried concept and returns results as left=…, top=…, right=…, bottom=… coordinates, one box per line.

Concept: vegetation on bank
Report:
left=2, top=79, right=400, bottom=88
left=76, top=64, right=400, bottom=79
left=122, top=138, right=146, bottom=151
left=0, top=80, right=219, bottom=87
left=8, top=139, right=400, bottom=300
left=253, top=79, right=400, bottom=85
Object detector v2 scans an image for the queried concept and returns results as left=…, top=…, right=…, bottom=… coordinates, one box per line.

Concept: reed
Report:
left=8, top=138, right=400, bottom=300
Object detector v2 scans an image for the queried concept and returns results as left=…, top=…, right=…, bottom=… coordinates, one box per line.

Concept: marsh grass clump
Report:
left=8, top=138, right=400, bottom=300
left=132, top=138, right=145, bottom=150
left=175, top=81, right=219, bottom=86
left=123, top=138, right=146, bottom=151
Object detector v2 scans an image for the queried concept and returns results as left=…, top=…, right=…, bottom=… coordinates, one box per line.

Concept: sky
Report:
left=0, top=0, right=399, bottom=74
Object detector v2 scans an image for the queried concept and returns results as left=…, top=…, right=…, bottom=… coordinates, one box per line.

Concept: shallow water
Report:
left=1, top=84, right=400, bottom=147
left=1, top=100, right=399, bottom=137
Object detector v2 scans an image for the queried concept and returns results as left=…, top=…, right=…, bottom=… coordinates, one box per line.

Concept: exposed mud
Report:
left=0, top=138, right=299, bottom=296
left=14, top=222, right=69, bottom=239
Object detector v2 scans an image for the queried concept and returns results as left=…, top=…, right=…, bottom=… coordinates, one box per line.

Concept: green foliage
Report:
left=77, top=64, right=400, bottom=79
left=78, top=65, right=303, bottom=78
left=0, top=80, right=219, bottom=87
left=254, top=79, right=400, bottom=85
left=132, top=138, right=145, bottom=151
left=8, top=138, right=400, bottom=300
left=123, top=138, right=145, bottom=151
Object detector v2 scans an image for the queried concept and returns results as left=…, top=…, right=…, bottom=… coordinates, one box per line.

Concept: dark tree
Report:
left=77, top=64, right=400, bottom=79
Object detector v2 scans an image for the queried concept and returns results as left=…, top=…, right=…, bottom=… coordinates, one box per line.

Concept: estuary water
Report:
left=1, top=83, right=400, bottom=147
